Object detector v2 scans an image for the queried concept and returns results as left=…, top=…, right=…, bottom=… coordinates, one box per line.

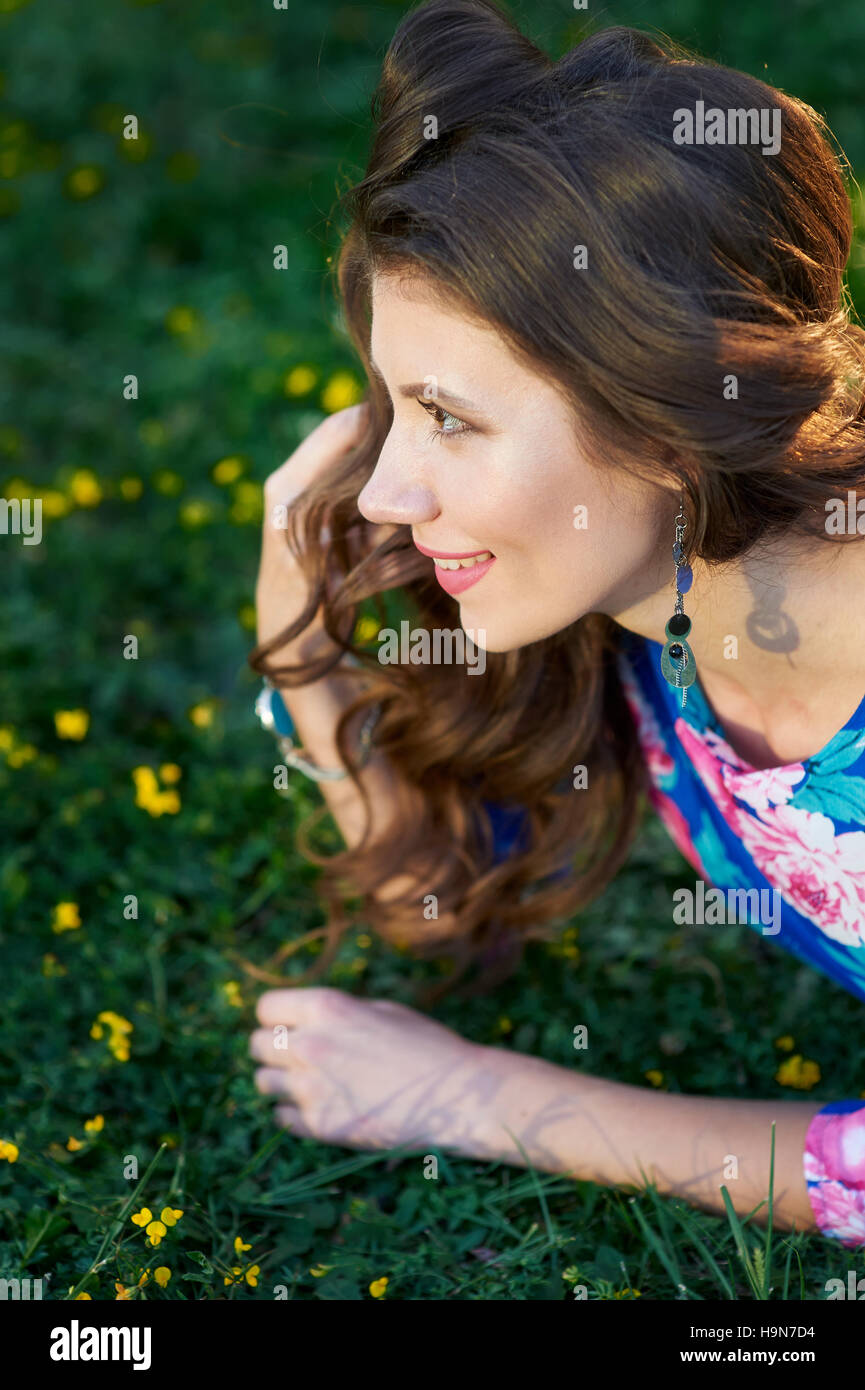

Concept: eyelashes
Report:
left=416, top=397, right=474, bottom=443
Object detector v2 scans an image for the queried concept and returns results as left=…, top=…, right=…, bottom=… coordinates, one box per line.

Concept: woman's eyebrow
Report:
left=368, top=356, right=482, bottom=412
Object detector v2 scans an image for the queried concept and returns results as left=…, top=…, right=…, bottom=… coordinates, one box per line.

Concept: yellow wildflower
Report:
left=497, top=1017, right=512, bottom=1034
left=153, top=468, right=183, bottom=496
left=119, top=476, right=143, bottom=500
left=160, top=1207, right=183, bottom=1227
left=284, top=365, right=318, bottom=396
left=353, top=615, right=379, bottom=643
left=54, top=709, right=89, bottom=740
left=309, top=1264, right=332, bottom=1278
left=131, top=1208, right=152, bottom=1227
left=115, top=1283, right=131, bottom=1300
left=68, top=469, right=102, bottom=507
left=245, top=1265, right=260, bottom=1287
left=224, top=1266, right=243, bottom=1286
left=165, top=306, right=198, bottom=335
left=775, top=1054, right=820, bottom=1090
left=154, top=1267, right=171, bottom=1288
left=237, top=604, right=256, bottom=631
left=321, top=371, right=362, bottom=413
left=65, top=166, right=104, bottom=200
left=42, top=953, right=66, bottom=977
left=84, top=1115, right=104, bottom=1134
left=228, top=479, right=262, bottom=525
left=221, top=981, right=242, bottom=1007
left=74, top=1292, right=92, bottom=1300
left=188, top=700, right=216, bottom=728
left=158, top=763, right=182, bottom=784
left=369, top=1276, right=388, bottom=1298
left=0, top=1140, right=19, bottom=1162
left=41, top=490, right=70, bottom=518
left=212, top=456, right=245, bottom=485
left=51, top=901, right=81, bottom=933
left=774, top=1035, right=795, bottom=1051
left=66, top=1136, right=83, bottom=1152
left=145, top=1221, right=167, bottom=1247
left=7, top=743, right=38, bottom=767
left=645, top=1070, right=665, bottom=1087
left=0, top=726, right=14, bottom=751
left=234, top=1236, right=252, bottom=1255
left=614, top=1287, right=642, bottom=1299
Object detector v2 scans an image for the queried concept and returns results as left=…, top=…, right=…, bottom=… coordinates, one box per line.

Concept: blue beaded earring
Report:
left=660, top=491, right=696, bottom=708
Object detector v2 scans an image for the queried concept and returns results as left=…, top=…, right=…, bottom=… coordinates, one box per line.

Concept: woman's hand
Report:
left=250, top=986, right=508, bottom=1160
left=255, top=402, right=397, bottom=658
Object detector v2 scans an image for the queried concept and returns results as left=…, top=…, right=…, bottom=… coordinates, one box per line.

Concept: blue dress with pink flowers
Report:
left=486, top=627, right=865, bottom=1249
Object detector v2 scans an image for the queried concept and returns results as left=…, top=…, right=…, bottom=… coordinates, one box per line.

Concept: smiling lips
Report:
left=412, top=541, right=497, bottom=595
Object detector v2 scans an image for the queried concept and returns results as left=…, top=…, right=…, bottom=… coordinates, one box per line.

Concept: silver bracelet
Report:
left=256, top=659, right=383, bottom=784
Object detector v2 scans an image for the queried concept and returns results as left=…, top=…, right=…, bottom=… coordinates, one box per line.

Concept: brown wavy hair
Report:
left=248, top=0, right=865, bottom=1006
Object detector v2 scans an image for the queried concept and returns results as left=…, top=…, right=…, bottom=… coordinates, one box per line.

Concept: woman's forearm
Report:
left=473, top=1045, right=821, bottom=1233
left=268, top=627, right=455, bottom=928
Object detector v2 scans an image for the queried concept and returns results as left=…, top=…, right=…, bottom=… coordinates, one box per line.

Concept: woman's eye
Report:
left=416, top=398, right=473, bottom=441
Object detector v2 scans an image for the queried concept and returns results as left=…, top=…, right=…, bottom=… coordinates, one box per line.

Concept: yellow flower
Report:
left=224, top=1266, right=243, bottom=1286
left=234, top=1236, right=252, bottom=1255
left=136, top=1271, right=149, bottom=1287
left=145, top=1221, right=167, bottom=1247
left=0, top=725, right=14, bottom=751
left=775, top=1054, right=821, bottom=1090
left=154, top=1267, right=171, bottom=1287
left=153, top=468, right=183, bottom=496
left=309, top=1264, right=332, bottom=1278
left=66, top=1136, right=83, bottom=1152
left=41, top=489, right=70, bottom=518
left=356, top=934, right=372, bottom=949
left=42, top=953, right=66, bottom=978
left=320, top=371, right=362, bottom=413
left=109, top=1038, right=131, bottom=1062
left=132, top=766, right=181, bottom=817
left=188, top=700, right=216, bottom=728
left=212, top=456, right=245, bottom=485
left=7, top=744, right=37, bottom=767
left=179, top=500, right=213, bottom=527
left=54, top=709, right=89, bottom=740
left=245, top=1265, right=260, bottom=1287
left=68, top=469, right=102, bottom=507
left=131, top=1208, right=152, bottom=1227
left=369, top=1276, right=388, bottom=1298
left=614, top=1287, right=642, bottom=1299
left=237, top=604, right=256, bottom=631
left=228, top=479, right=262, bottom=525
left=774, top=1035, right=795, bottom=1051
left=158, top=763, right=182, bottom=784
left=84, top=1114, right=104, bottom=1134
left=165, top=306, right=198, bottom=335
left=92, top=1012, right=133, bottom=1062
left=160, top=1207, right=183, bottom=1226
left=645, top=1070, right=665, bottom=1088
left=65, top=165, right=104, bottom=200
left=497, top=1017, right=512, bottom=1034
left=284, top=365, right=318, bottom=397
left=353, top=615, right=379, bottom=644
left=0, top=1140, right=19, bottom=1163
left=74, top=1292, right=92, bottom=1300
left=119, top=476, right=143, bottom=500
left=114, top=1282, right=131, bottom=1300
left=221, top=981, right=242, bottom=1007
left=51, top=901, right=81, bottom=933
left=139, top=420, right=167, bottom=447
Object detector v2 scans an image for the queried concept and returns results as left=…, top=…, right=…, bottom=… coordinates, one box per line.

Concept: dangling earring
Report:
left=660, top=490, right=697, bottom=708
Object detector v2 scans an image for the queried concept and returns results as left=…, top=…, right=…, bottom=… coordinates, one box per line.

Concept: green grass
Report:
left=1, top=0, right=864, bottom=1301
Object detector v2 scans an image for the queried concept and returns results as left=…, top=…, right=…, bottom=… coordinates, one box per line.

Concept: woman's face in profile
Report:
left=358, top=272, right=674, bottom=654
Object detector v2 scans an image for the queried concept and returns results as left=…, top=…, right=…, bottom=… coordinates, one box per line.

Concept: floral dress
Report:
left=485, top=628, right=865, bottom=1248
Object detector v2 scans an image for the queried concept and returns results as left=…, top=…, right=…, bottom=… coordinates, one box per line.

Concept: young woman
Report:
left=248, top=1, right=865, bottom=1251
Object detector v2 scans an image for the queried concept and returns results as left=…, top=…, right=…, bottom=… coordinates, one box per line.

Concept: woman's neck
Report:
left=613, top=530, right=865, bottom=768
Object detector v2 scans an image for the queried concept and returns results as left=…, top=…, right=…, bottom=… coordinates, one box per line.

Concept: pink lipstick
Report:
left=413, top=540, right=497, bottom=596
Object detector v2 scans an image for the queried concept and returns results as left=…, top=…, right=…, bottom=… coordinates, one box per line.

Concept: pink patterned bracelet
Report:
left=803, top=1100, right=865, bottom=1248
